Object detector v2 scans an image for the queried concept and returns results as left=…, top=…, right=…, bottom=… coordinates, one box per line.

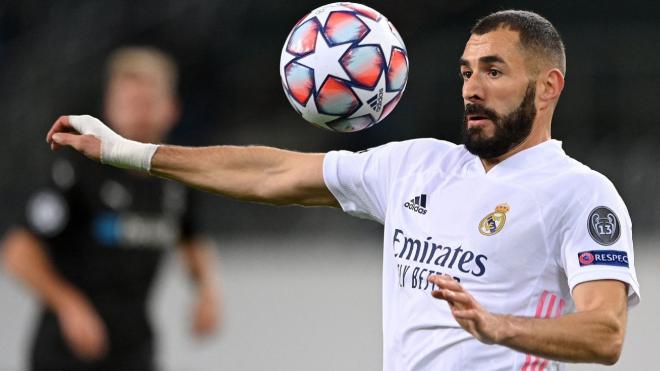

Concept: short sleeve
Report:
left=323, top=139, right=455, bottom=224
left=558, top=173, right=640, bottom=307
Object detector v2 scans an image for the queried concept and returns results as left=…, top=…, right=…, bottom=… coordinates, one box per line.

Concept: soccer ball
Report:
left=280, top=2, right=409, bottom=132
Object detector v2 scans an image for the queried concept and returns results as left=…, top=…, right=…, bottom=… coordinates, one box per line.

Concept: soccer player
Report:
left=45, top=10, right=639, bottom=371
left=4, top=47, right=221, bottom=371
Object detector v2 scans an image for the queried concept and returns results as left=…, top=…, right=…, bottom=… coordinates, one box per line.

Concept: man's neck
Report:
left=480, top=127, right=551, bottom=172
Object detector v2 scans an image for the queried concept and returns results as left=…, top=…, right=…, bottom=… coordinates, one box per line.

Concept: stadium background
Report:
left=0, top=0, right=658, bottom=370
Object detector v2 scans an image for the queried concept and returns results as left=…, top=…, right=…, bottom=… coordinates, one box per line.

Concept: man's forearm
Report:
left=496, top=308, right=625, bottom=365
left=150, top=145, right=334, bottom=206
left=179, top=238, right=217, bottom=289
left=429, top=275, right=628, bottom=366
left=151, top=145, right=288, bottom=202
left=1, top=228, right=81, bottom=311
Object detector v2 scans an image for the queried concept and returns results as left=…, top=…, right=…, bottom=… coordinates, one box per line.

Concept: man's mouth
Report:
left=467, top=114, right=493, bottom=127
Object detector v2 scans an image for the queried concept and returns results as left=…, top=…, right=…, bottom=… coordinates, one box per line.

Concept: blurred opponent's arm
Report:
left=46, top=115, right=338, bottom=207
left=1, top=228, right=108, bottom=360
left=178, top=238, right=222, bottom=336
left=2, top=228, right=77, bottom=310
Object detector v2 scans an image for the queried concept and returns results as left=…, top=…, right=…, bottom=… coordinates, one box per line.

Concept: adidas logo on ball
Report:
left=368, top=88, right=384, bottom=112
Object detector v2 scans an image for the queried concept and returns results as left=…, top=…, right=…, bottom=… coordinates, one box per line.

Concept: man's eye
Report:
left=488, top=69, right=501, bottom=77
left=461, top=71, right=472, bottom=79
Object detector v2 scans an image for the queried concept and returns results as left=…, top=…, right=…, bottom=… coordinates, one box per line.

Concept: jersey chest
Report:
left=386, top=171, right=552, bottom=290
left=76, top=172, right=188, bottom=249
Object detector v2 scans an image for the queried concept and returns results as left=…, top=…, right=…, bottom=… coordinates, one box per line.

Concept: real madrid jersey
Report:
left=323, top=138, right=640, bottom=371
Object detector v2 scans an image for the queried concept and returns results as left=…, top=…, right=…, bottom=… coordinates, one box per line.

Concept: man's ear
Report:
left=537, top=68, right=565, bottom=110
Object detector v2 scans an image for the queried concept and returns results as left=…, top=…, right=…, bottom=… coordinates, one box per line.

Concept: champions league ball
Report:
left=280, top=2, right=409, bottom=132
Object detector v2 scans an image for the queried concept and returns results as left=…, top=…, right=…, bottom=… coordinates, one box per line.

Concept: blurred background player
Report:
left=1, top=47, right=221, bottom=371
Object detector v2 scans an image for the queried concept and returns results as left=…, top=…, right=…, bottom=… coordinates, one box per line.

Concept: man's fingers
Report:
left=46, top=116, right=76, bottom=144
left=452, top=308, right=479, bottom=320
left=51, top=133, right=78, bottom=148
left=87, top=321, right=109, bottom=358
left=76, top=325, right=108, bottom=360
left=444, top=290, right=472, bottom=305
left=78, top=312, right=108, bottom=360
left=431, top=290, right=476, bottom=317
left=431, top=288, right=459, bottom=303
left=432, top=289, right=447, bottom=301
left=52, top=133, right=102, bottom=160
left=427, top=274, right=463, bottom=291
left=432, top=289, right=473, bottom=306
left=61, top=313, right=108, bottom=360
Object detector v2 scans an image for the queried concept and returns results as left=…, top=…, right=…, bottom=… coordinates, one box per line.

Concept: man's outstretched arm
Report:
left=47, top=115, right=338, bottom=207
left=151, top=145, right=334, bottom=206
left=428, top=275, right=627, bottom=365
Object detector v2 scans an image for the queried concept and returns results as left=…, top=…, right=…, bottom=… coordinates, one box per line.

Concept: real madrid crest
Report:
left=479, top=203, right=510, bottom=236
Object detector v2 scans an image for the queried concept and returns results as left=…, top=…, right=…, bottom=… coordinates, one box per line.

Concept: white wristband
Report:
left=68, top=115, right=159, bottom=172
left=102, top=138, right=159, bottom=172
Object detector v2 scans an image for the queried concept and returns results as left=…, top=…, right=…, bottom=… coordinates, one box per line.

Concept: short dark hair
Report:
left=471, top=10, right=566, bottom=75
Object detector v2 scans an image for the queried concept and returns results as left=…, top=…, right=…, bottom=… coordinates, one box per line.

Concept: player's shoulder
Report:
left=387, top=138, right=480, bottom=176
left=370, top=137, right=457, bottom=153
left=553, top=156, right=618, bottom=193
left=380, top=137, right=464, bottom=164
left=535, top=153, right=624, bottom=208
left=332, top=138, right=470, bottom=178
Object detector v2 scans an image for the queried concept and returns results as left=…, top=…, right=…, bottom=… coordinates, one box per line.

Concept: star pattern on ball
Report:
left=310, top=6, right=334, bottom=28
left=356, top=14, right=402, bottom=62
left=280, top=52, right=298, bottom=85
left=296, top=31, right=353, bottom=91
left=301, top=95, right=337, bottom=125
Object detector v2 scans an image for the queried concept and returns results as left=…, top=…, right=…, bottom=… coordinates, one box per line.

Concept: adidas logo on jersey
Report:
left=404, top=194, right=428, bottom=215
left=367, top=88, right=384, bottom=112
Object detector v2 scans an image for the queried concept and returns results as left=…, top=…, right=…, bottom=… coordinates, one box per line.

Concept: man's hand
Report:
left=428, top=275, right=629, bottom=364
left=47, top=115, right=102, bottom=161
left=47, top=115, right=158, bottom=171
left=428, top=274, right=506, bottom=344
left=54, top=288, right=109, bottom=361
left=191, top=285, right=221, bottom=336
left=178, top=240, right=222, bottom=337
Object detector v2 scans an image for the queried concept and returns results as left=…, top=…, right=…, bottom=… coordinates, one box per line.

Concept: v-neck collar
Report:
left=468, top=139, right=565, bottom=176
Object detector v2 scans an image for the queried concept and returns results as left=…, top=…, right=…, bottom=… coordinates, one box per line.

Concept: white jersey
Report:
left=323, top=138, right=640, bottom=371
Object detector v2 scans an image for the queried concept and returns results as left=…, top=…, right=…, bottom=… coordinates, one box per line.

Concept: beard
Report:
left=462, top=83, right=537, bottom=159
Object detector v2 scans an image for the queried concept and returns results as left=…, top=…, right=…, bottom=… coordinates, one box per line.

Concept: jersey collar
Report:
left=469, top=139, right=565, bottom=176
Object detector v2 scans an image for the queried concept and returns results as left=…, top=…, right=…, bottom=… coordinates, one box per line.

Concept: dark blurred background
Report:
left=1, top=2, right=659, bottom=370
left=1, top=0, right=659, bottom=236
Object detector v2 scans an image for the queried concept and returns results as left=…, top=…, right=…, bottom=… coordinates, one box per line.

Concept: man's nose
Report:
left=462, top=74, right=485, bottom=104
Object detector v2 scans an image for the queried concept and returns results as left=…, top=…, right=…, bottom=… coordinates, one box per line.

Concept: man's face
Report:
left=459, top=28, right=537, bottom=159
left=104, top=76, right=177, bottom=143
